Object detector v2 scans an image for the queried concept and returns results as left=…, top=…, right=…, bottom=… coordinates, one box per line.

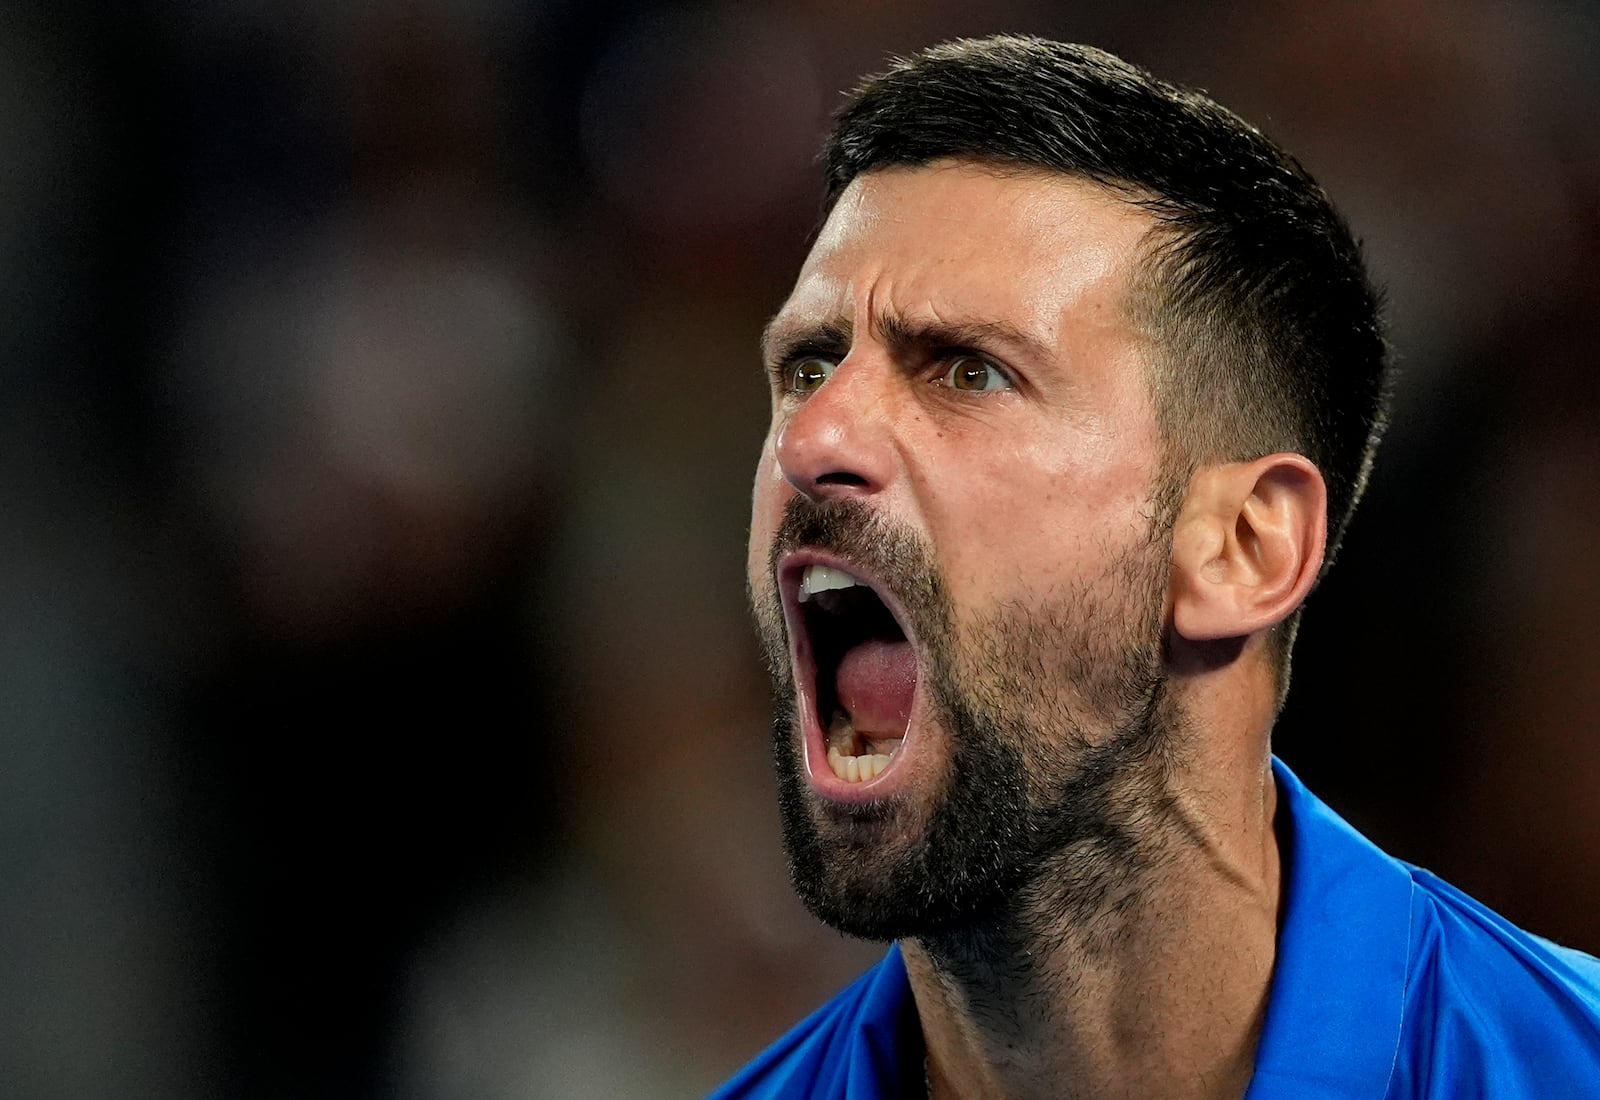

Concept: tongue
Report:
left=835, top=638, right=916, bottom=735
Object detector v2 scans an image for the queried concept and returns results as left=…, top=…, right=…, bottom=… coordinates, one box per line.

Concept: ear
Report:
left=1169, top=453, right=1327, bottom=642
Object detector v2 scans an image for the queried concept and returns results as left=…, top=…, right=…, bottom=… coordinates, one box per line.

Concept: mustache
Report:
left=768, top=495, right=941, bottom=601
left=770, top=496, right=901, bottom=575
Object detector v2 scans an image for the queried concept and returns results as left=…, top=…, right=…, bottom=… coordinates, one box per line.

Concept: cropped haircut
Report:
left=820, top=35, right=1391, bottom=693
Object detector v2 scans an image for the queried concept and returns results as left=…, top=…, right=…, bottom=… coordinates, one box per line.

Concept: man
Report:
left=720, top=34, right=1600, bottom=1100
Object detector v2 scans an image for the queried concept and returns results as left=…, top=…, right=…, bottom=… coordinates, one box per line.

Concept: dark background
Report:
left=2, top=0, right=1597, bottom=1096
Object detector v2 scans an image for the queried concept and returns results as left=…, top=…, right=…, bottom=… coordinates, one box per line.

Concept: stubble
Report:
left=752, top=493, right=1184, bottom=947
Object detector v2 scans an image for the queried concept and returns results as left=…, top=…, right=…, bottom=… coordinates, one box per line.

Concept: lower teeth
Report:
left=825, top=711, right=897, bottom=782
left=826, top=744, right=894, bottom=783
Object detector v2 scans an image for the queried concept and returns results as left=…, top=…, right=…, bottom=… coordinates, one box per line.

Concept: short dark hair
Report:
left=821, top=35, right=1391, bottom=687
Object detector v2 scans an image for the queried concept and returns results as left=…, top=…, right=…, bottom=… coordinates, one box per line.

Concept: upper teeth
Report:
left=799, top=564, right=862, bottom=602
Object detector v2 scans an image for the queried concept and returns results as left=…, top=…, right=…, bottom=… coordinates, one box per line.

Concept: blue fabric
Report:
left=710, top=940, right=923, bottom=1099
left=710, top=758, right=1600, bottom=1098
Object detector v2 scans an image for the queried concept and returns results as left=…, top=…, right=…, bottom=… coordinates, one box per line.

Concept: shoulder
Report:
left=1257, top=759, right=1600, bottom=1099
left=1388, top=863, right=1600, bottom=1098
left=708, top=946, right=921, bottom=1100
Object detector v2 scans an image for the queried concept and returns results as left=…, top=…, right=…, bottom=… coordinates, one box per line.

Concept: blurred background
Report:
left=1, top=0, right=1596, bottom=1096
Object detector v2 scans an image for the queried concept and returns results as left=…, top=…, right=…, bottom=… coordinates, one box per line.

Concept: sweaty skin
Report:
left=750, top=161, right=1290, bottom=1100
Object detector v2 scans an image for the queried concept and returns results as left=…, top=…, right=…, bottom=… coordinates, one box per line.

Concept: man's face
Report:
left=748, top=160, right=1178, bottom=939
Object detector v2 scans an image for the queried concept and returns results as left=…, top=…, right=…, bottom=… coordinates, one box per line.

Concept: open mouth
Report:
left=783, top=557, right=920, bottom=792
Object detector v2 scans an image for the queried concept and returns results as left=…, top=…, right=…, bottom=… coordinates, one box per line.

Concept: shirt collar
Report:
left=1245, top=756, right=1413, bottom=1099
left=845, top=943, right=922, bottom=1098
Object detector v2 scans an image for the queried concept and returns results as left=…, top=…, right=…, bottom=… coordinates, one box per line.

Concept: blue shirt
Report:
left=712, top=759, right=1600, bottom=1098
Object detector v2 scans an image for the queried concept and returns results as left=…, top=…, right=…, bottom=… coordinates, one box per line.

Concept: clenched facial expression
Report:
left=749, top=160, right=1180, bottom=940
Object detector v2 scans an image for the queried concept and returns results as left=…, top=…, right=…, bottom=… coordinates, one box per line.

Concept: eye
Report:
left=786, top=356, right=837, bottom=395
left=941, top=354, right=1011, bottom=393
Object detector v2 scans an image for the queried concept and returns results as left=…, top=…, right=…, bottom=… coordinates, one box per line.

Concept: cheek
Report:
left=929, top=434, right=1154, bottom=601
left=747, top=442, right=787, bottom=584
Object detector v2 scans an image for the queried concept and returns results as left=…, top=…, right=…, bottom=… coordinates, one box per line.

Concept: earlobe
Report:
left=1170, top=454, right=1327, bottom=643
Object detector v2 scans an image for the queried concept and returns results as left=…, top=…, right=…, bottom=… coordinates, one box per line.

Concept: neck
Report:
left=903, top=742, right=1281, bottom=1100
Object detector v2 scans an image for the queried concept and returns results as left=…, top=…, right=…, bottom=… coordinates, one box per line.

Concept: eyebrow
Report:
left=877, top=313, right=1052, bottom=365
left=760, top=316, right=853, bottom=369
left=761, top=310, right=1051, bottom=369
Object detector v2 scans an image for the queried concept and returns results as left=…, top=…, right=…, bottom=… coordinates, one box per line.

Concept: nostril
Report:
left=818, top=472, right=869, bottom=487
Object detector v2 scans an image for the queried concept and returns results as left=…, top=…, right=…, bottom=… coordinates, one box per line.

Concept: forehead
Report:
left=775, top=160, right=1156, bottom=356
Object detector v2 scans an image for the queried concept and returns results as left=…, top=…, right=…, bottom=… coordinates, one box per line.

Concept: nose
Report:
left=774, top=358, right=897, bottom=502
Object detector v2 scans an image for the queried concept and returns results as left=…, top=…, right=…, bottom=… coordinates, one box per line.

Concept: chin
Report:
left=771, top=699, right=1035, bottom=942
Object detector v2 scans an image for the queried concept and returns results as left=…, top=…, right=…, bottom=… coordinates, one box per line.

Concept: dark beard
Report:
left=754, top=495, right=1179, bottom=943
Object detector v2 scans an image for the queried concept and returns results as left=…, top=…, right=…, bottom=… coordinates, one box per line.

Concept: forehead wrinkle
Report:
left=771, top=167, right=1153, bottom=372
left=762, top=260, right=863, bottom=362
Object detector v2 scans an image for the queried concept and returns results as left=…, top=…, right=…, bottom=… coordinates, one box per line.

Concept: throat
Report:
left=904, top=790, right=1280, bottom=1100
left=907, top=883, right=1271, bottom=1100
